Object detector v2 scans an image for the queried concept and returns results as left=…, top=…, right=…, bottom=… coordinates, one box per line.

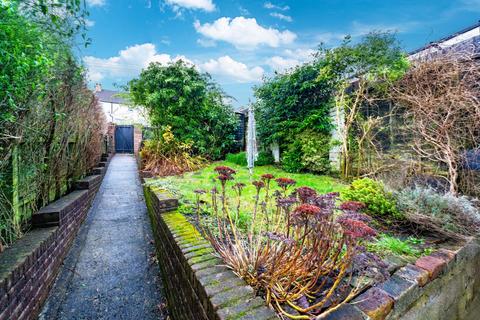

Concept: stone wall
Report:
left=0, top=154, right=110, bottom=320
left=144, top=186, right=277, bottom=320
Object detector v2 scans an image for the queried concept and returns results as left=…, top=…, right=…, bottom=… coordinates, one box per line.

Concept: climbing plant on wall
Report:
left=254, top=59, right=335, bottom=173
left=0, top=1, right=105, bottom=249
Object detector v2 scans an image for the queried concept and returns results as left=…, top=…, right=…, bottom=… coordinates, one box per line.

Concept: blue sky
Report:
left=83, top=0, right=480, bottom=108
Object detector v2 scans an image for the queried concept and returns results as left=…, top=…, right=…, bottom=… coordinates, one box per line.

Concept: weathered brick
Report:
left=395, top=264, right=430, bottom=287
left=321, top=304, right=367, bottom=320
left=415, top=255, right=446, bottom=280
left=353, top=287, right=394, bottom=320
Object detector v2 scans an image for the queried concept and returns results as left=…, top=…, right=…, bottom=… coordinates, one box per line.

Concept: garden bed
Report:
left=144, top=162, right=480, bottom=319
left=144, top=183, right=480, bottom=320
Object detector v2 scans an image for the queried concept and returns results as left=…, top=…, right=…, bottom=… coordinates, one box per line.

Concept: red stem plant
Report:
left=200, top=167, right=377, bottom=319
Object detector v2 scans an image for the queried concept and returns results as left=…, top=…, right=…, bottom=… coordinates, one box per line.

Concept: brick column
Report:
left=134, top=126, right=142, bottom=155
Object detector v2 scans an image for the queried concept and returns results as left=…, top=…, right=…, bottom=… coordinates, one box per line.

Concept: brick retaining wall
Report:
left=0, top=155, right=110, bottom=320
left=144, top=186, right=278, bottom=320
left=325, top=238, right=480, bottom=320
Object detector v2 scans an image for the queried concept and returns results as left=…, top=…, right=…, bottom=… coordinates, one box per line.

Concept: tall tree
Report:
left=128, top=61, right=237, bottom=159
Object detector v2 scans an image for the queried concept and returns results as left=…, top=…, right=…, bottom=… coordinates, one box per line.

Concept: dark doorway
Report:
left=115, top=125, right=134, bottom=153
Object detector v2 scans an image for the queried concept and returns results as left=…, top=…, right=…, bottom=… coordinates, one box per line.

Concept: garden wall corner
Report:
left=144, top=186, right=278, bottom=320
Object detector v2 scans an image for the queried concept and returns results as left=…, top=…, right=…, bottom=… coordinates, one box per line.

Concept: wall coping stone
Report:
left=0, top=227, right=57, bottom=288
left=0, top=160, right=108, bottom=320
left=74, top=175, right=102, bottom=190
left=32, top=190, right=88, bottom=227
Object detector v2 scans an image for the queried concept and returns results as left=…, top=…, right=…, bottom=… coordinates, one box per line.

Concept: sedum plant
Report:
left=195, top=166, right=379, bottom=319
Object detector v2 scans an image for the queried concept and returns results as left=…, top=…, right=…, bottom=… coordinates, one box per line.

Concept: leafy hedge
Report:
left=0, top=2, right=106, bottom=248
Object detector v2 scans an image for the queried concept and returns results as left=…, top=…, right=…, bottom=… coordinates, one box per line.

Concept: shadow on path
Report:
left=39, top=154, right=164, bottom=320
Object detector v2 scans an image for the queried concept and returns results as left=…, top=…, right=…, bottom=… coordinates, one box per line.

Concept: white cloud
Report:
left=266, top=56, right=299, bottom=72
left=86, top=0, right=106, bottom=7
left=283, top=48, right=316, bottom=61
left=165, top=0, right=215, bottom=12
left=264, top=2, right=289, bottom=11
left=194, top=17, right=296, bottom=49
left=270, top=12, right=292, bottom=22
left=85, top=19, right=95, bottom=27
left=83, top=43, right=191, bottom=82
left=267, top=48, right=316, bottom=72
left=200, top=56, right=264, bottom=83
left=197, top=38, right=217, bottom=47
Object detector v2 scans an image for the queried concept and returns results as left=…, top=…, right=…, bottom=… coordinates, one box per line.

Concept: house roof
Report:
left=409, top=21, right=480, bottom=59
left=95, top=89, right=129, bottom=105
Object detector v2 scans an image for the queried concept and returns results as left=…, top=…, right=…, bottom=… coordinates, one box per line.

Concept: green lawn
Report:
left=147, top=160, right=347, bottom=208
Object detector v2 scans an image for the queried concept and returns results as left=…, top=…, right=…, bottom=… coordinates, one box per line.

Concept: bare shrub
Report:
left=393, top=52, right=480, bottom=195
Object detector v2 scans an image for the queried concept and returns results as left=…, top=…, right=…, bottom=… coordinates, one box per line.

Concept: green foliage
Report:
left=226, top=152, right=248, bottom=166
left=318, top=32, right=409, bottom=89
left=254, top=60, right=334, bottom=164
left=255, top=151, right=274, bottom=166
left=0, top=2, right=105, bottom=248
left=128, top=61, right=237, bottom=160
left=342, top=178, right=401, bottom=219
left=297, top=130, right=332, bottom=174
left=367, top=234, right=421, bottom=257
left=282, top=141, right=303, bottom=173
left=395, top=187, right=480, bottom=236
left=226, top=151, right=274, bottom=167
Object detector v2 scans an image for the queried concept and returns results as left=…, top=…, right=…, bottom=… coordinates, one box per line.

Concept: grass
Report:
left=147, top=160, right=347, bottom=218
left=367, top=234, right=430, bottom=257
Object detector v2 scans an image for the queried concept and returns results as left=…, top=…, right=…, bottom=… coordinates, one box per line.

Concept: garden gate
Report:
left=115, top=125, right=134, bottom=153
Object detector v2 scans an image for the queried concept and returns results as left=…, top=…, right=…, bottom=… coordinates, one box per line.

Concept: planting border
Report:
left=0, top=153, right=111, bottom=320
left=145, top=184, right=480, bottom=320
left=144, top=186, right=278, bottom=320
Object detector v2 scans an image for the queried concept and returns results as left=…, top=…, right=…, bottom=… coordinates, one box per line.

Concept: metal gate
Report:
left=115, top=125, right=134, bottom=153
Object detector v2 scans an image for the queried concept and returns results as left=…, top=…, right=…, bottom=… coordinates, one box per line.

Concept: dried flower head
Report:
left=252, top=180, right=265, bottom=191
left=339, top=201, right=366, bottom=212
left=339, top=218, right=377, bottom=240
left=233, top=182, right=246, bottom=190
left=292, top=204, right=322, bottom=218
left=214, top=166, right=236, bottom=176
left=275, top=177, right=297, bottom=189
left=276, top=196, right=297, bottom=209
left=337, top=212, right=372, bottom=224
left=218, top=174, right=233, bottom=181
left=261, top=173, right=275, bottom=181
left=296, top=186, right=317, bottom=203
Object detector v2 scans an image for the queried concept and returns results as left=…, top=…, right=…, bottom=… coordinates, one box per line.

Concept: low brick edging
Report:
left=327, top=238, right=480, bottom=320
left=0, top=154, right=111, bottom=320
left=144, top=186, right=278, bottom=320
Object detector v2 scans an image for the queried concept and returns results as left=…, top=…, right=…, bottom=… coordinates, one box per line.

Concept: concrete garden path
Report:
left=40, top=154, right=164, bottom=320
